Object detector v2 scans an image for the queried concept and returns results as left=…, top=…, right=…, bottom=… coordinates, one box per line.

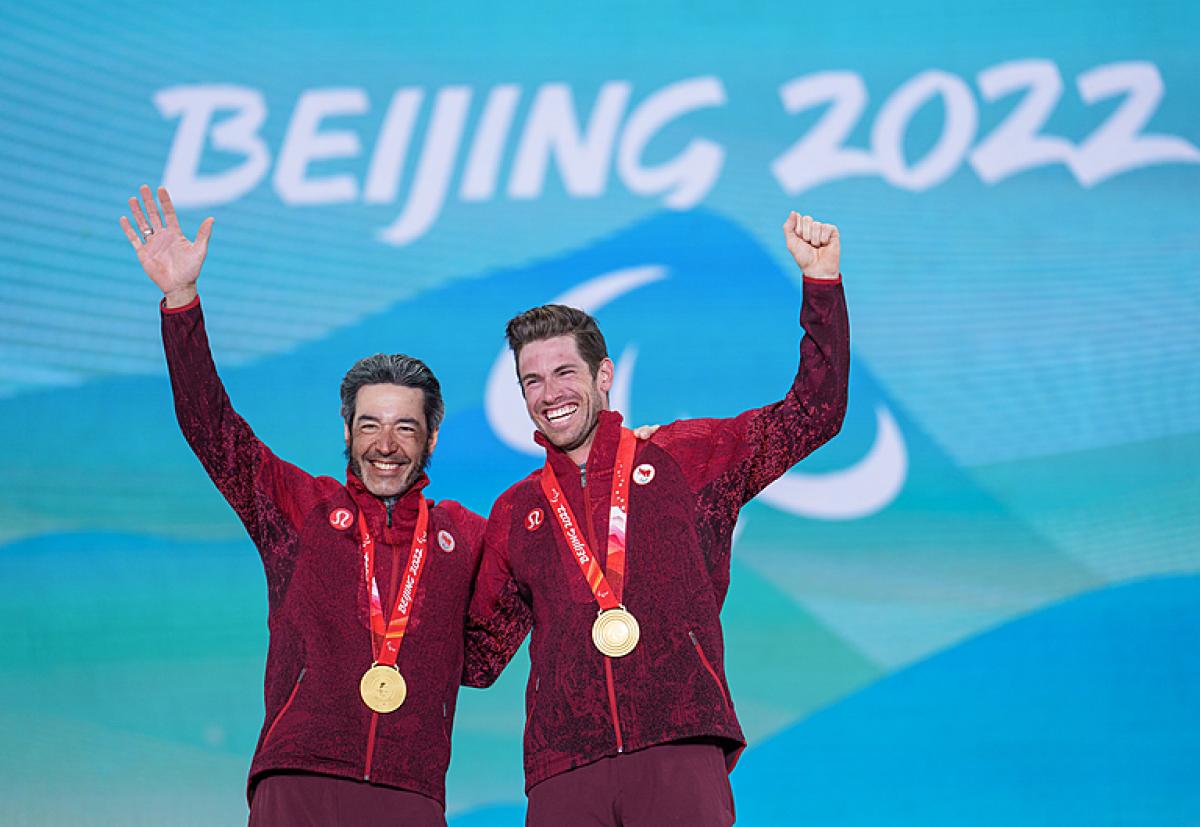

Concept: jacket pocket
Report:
left=263, top=667, right=306, bottom=745
left=688, top=631, right=731, bottom=712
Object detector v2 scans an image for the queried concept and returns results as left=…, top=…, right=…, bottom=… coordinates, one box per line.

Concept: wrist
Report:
left=163, top=285, right=198, bottom=308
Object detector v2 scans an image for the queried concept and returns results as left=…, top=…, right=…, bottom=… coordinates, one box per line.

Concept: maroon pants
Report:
left=526, top=742, right=735, bottom=826
left=248, top=773, right=446, bottom=827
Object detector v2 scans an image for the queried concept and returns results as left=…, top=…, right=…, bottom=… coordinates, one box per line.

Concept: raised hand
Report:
left=119, top=185, right=214, bottom=307
left=782, top=211, right=840, bottom=280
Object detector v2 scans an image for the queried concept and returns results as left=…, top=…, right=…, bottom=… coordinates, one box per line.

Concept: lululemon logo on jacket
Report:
left=633, top=464, right=656, bottom=485
left=437, top=529, right=456, bottom=553
left=526, top=508, right=544, bottom=531
left=329, top=508, right=354, bottom=530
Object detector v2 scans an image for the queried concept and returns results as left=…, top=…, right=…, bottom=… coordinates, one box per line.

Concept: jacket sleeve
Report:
left=657, top=277, right=850, bottom=504
left=161, top=297, right=313, bottom=556
left=462, top=496, right=533, bottom=688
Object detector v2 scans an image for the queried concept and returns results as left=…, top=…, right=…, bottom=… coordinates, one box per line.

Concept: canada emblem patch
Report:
left=633, top=464, right=656, bottom=486
left=437, top=529, right=456, bottom=553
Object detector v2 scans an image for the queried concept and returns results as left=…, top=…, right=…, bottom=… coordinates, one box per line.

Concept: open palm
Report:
left=120, top=185, right=213, bottom=304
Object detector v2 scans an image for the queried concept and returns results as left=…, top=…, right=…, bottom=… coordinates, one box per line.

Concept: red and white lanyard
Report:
left=539, top=427, right=637, bottom=610
left=356, top=496, right=430, bottom=667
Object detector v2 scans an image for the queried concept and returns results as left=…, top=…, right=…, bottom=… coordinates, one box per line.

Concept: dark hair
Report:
left=505, top=304, right=608, bottom=377
left=340, top=354, right=444, bottom=433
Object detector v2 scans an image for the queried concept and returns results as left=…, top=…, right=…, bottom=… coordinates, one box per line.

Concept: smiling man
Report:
left=466, top=212, right=850, bottom=825
left=518, top=323, right=613, bottom=467
left=121, top=185, right=484, bottom=826
left=345, top=375, right=438, bottom=497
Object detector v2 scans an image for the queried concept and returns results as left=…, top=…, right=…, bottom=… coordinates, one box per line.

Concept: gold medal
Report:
left=592, top=606, right=640, bottom=657
left=360, top=663, right=407, bottom=713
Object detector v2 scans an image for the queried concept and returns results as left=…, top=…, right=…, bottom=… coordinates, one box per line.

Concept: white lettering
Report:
left=770, top=71, right=875, bottom=194
left=155, top=84, right=270, bottom=207
left=150, top=62, right=1198, bottom=245
left=398, top=547, right=423, bottom=613
left=378, top=86, right=472, bottom=246
left=399, top=577, right=415, bottom=613
left=618, top=76, right=726, bottom=208
left=461, top=84, right=522, bottom=201
left=363, top=88, right=424, bottom=203
left=1070, top=61, right=1200, bottom=186
left=872, top=70, right=977, bottom=191
left=509, top=82, right=631, bottom=199
left=553, top=503, right=590, bottom=563
left=969, top=59, right=1074, bottom=184
left=567, top=528, right=589, bottom=563
left=273, top=88, right=368, bottom=205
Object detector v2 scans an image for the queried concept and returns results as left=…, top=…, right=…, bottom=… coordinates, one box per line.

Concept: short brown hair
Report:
left=505, top=304, right=608, bottom=377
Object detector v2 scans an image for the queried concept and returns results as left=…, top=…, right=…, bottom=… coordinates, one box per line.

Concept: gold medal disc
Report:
left=592, top=607, right=640, bottom=657
left=360, top=664, right=407, bottom=713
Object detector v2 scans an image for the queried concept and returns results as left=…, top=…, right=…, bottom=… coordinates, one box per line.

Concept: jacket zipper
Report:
left=603, top=657, right=624, bottom=752
left=365, top=512, right=401, bottom=782
left=524, top=675, right=540, bottom=741
left=263, top=667, right=306, bottom=745
left=364, top=712, right=380, bottom=781
left=582, top=466, right=625, bottom=752
left=689, top=630, right=731, bottom=711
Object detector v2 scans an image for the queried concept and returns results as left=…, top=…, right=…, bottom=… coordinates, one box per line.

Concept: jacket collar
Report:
left=345, top=465, right=430, bottom=535
left=535, top=409, right=625, bottom=486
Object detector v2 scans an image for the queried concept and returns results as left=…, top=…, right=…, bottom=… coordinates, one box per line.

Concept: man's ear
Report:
left=344, top=421, right=351, bottom=443
left=427, top=429, right=439, bottom=456
left=596, top=357, right=615, bottom=394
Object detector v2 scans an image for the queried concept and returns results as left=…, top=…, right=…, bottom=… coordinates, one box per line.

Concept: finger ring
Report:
left=141, top=227, right=153, bottom=238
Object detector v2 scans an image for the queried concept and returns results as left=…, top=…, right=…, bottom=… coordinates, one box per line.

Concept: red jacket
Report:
left=465, top=279, right=849, bottom=791
left=162, top=299, right=484, bottom=806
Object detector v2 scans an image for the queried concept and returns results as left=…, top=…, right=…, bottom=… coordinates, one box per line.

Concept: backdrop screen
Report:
left=1, top=2, right=1197, bottom=824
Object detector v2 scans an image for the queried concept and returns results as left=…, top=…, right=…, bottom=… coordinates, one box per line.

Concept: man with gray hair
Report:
left=121, top=185, right=483, bottom=826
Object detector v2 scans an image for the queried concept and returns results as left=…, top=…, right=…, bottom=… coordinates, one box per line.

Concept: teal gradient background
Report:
left=1, top=2, right=1197, bottom=824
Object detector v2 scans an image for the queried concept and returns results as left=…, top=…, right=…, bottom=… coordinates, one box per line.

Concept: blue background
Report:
left=0, top=1, right=1197, bottom=824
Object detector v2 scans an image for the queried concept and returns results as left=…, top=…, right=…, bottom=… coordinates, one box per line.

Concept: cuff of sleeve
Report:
left=161, top=295, right=200, bottom=315
left=803, top=273, right=842, bottom=285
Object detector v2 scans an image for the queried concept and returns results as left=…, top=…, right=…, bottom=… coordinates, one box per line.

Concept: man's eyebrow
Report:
left=356, top=414, right=423, bottom=426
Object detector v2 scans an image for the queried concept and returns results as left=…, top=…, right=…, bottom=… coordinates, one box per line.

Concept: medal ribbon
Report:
left=357, top=496, right=430, bottom=667
left=540, top=427, right=637, bottom=611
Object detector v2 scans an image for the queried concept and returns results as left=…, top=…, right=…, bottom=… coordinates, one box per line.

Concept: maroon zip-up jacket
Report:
left=464, top=278, right=849, bottom=792
left=161, top=298, right=484, bottom=807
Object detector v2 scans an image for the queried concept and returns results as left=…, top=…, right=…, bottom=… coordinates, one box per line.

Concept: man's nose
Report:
left=377, top=430, right=399, bottom=453
left=543, top=376, right=566, bottom=403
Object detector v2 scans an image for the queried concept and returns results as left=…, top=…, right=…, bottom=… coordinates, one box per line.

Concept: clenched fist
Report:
left=782, top=211, right=840, bottom=280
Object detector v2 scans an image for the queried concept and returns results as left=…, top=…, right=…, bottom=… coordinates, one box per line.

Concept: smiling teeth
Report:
left=546, top=404, right=578, bottom=422
left=370, top=460, right=401, bottom=470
